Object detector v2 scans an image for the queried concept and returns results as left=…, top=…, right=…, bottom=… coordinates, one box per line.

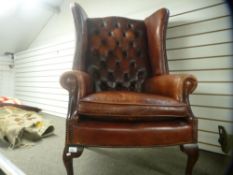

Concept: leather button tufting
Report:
left=100, top=60, right=106, bottom=68
left=91, top=36, right=101, bottom=49
left=99, top=80, right=108, bottom=90
left=116, top=41, right=120, bottom=46
left=122, top=50, right=128, bottom=58
left=94, top=30, right=100, bottom=35
left=114, top=22, right=121, bottom=28
left=130, top=60, right=136, bottom=68
left=127, top=23, right=134, bottom=29
left=106, top=57, right=116, bottom=70
left=138, top=69, right=146, bottom=80
left=136, top=50, right=142, bottom=57
left=112, top=28, right=123, bottom=39
left=129, top=42, right=134, bottom=47
left=124, top=72, right=129, bottom=81
left=121, top=58, right=130, bottom=70
left=115, top=60, right=121, bottom=67
left=125, top=30, right=135, bottom=40
left=108, top=31, right=112, bottom=36
left=86, top=17, right=151, bottom=92
left=101, top=39, right=107, bottom=45
left=101, top=21, right=107, bottom=27
left=107, top=71, right=115, bottom=82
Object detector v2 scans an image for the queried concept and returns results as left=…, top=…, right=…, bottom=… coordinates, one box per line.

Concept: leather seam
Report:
left=79, top=101, right=186, bottom=107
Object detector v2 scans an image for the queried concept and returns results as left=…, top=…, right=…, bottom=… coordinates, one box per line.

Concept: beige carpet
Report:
left=0, top=114, right=230, bottom=175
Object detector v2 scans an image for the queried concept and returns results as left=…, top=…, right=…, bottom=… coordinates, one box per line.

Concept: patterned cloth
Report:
left=0, top=97, right=21, bottom=105
left=0, top=106, right=54, bottom=148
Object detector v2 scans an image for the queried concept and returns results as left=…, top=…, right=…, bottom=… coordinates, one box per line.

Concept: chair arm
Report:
left=60, top=70, right=92, bottom=98
left=60, top=70, right=92, bottom=118
left=144, top=74, right=197, bottom=103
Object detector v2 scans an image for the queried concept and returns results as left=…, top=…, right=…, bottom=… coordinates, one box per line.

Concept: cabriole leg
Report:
left=180, top=144, right=199, bottom=175
left=63, top=145, right=84, bottom=175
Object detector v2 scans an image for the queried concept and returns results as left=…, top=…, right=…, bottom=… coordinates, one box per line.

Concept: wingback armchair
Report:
left=60, top=3, right=199, bottom=175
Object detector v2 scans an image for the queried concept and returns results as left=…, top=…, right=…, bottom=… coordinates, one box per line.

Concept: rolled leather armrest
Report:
left=144, top=74, right=197, bottom=103
left=60, top=70, right=92, bottom=99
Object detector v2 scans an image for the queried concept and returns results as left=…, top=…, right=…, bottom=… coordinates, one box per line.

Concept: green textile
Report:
left=0, top=106, right=54, bottom=148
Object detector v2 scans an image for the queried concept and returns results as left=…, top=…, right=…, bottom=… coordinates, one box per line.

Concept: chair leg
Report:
left=63, top=145, right=84, bottom=175
left=180, top=144, right=199, bottom=175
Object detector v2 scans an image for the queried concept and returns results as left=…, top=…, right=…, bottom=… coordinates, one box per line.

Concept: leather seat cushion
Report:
left=78, top=91, right=188, bottom=120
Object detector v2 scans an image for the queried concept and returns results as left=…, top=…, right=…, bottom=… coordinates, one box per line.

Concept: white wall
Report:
left=0, top=1, right=55, bottom=55
left=14, top=0, right=233, bottom=154
left=0, top=56, right=14, bottom=97
left=30, top=0, right=75, bottom=48
left=15, top=42, right=73, bottom=116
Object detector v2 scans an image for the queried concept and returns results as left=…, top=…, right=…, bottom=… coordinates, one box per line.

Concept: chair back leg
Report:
left=180, top=144, right=199, bottom=175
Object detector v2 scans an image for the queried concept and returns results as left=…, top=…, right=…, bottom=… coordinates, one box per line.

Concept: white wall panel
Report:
left=16, top=76, right=61, bottom=82
left=190, top=95, right=233, bottom=109
left=198, top=119, right=232, bottom=134
left=168, top=3, right=229, bottom=27
left=198, top=131, right=220, bottom=146
left=195, top=82, right=233, bottom=95
left=20, top=100, right=67, bottom=116
left=15, top=82, right=61, bottom=88
left=198, top=131, right=224, bottom=154
left=167, top=30, right=232, bottom=49
left=15, top=69, right=70, bottom=77
left=17, top=95, right=66, bottom=103
left=15, top=41, right=74, bottom=117
left=15, top=86, right=67, bottom=95
left=167, top=43, right=232, bottom=60
left=167, top=16, right=232, bottom=38
left=169, top=56, right=233, bottom=70
left=0, top=56, right=14, bottom=97
left=15, top=95, right=67, bottom=106
left=198, top=143, right=223, bottom=154
left=166, top=0, right=232, bottom=154
left=16, top=55, right=73, bottom=68
left=17, top=41, right=75, bottom=59
left=172, top=70, right=232, bottom=82
left=16, top=63, right=71, bottom=72
left=118, top=0, right=224, bottom=20
left=192, top=107, right=233, bottom=122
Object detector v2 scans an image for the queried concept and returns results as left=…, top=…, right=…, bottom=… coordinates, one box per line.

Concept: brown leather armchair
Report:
left=60, top=3, right=199, bottom=175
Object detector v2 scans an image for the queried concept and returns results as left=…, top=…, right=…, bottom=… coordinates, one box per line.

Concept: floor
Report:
left=0, top=114, right=230, bottom=175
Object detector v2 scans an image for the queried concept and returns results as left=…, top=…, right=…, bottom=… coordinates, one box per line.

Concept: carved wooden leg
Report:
left=63, top=145, right=84, bottom=175
left=180, top=144, right=199, bottom=175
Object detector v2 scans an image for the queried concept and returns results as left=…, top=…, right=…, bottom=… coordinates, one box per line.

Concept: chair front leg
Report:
left=180, top=144, right=199, bottom=175
left=63, top=145, right=84, bottom=175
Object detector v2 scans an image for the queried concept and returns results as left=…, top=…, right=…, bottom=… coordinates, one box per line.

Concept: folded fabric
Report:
left=0, top=106, right=54, bottom=148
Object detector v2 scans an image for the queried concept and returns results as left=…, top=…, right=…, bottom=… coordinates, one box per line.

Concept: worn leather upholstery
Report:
left=60, top=2, right=199, bottom=141
left=72, top=119, right=195, bottom=147
left=79, top=91, right=188, bottom=119
left=61, top=3, right=199, bottom=175
left=144, top=74, right=198, bottom=102
left=60, top=70, right=92, bottom=98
